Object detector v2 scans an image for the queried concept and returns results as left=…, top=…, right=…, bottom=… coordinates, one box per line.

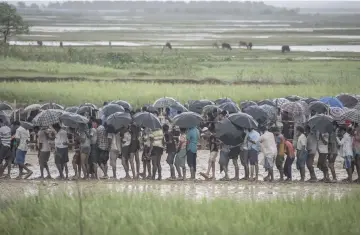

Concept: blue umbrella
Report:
left=320, top=97, right=344, bottom=108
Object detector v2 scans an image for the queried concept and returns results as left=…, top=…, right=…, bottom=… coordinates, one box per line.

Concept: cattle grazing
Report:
left=248, top=42, right=253, bottom=50
left=37, top=40, right=43, bottom=46
left=60, top=41, right=63, bottom=47
left=162, top=42, right=172, bottom=53
left=240, top=41, right=253, bottom=50
left=212, top=42, right=219, bottom=49
left=221, top=42, right=232, bottom=50
left=282, top=45, right=291, bottom=53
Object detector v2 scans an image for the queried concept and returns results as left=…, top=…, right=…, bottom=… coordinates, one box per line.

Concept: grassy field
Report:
left=0, top=191, right=359, bottom=235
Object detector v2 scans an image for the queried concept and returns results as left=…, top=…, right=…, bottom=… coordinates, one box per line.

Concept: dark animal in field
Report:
left=161, top=42, right=172, bottom=53
left=239, top=41, right=253, bottom=50
left=282, top=45, right=291, bottom=53
left=109, top=41, right=111, bottom=46
left=37, top=40, right=43, bottom=46
left=221, top=42, right=232, bottom=50
left=60, top=41, right=63, bottom=47
left=212, top=42, right=219, bottom=49
left=248, top=42, right=253, bottom=50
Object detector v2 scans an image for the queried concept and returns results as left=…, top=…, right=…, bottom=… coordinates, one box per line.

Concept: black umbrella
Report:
left=106, top=112, right=132, bottom=133
left=203, top=105, right=221, bottom=115
left=145, top=105, right=158, bottom=113
left=219, top=102, right=240, bottom=114
left=0, top=111, right=10, bottom=126
left=302, top=97, right=319, bottom=104
left=153, top=97, right=177, bottom=108
left=32, top=109, right=64, bottom=127
left=20, top=121, right=34, bottom=130
left=171, top=102, right=188, bottom=113
left=40, top=103, right=64, bottom=110
left=133, top=112, right=162, bottom=130
left=65, top=106, right=79, bottom=113
left=215, top=98, right=233, bottom=105
left=309, top=101, right=328, bottom=114
left=188, top=100, right=214, bottom=114
left=228, top=112, right=258, bottom=129
left=111, top=100, right=133, bottom=111
left=336, top=94, right=358, bottom=108
left=239, top=101, right=257, bottom=110
left=308, top=114, right=334, bottom=133
left=257, top=99, right=276, bottom=107
left=24, top=104, right=41, bottom=113
left=102, top=104, right=125, bottom=117
left=243, top=105, right=268, bottom=125
left=0, top=102, right=13, bottom=111
left=285, top=95, right=302, bottom=102
left=79, top=103, right=98, bottom=110
left=215, top=118, right=244, bottom=146
left=60, top=112, right=89, bottom=128
left=172, top=112, right=203, bottom=128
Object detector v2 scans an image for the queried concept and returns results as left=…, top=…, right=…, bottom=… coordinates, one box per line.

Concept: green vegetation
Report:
left=0, top=2, right=28, bottom=44
left=0, top=191, right=359, bottom=235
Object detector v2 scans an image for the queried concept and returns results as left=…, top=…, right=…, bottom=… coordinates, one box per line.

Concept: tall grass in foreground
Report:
left=0, top=192, right=359, bottom=235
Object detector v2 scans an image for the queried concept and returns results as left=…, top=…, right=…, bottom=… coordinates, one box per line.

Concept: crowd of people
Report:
left=0, top=104, right=359, bottom=183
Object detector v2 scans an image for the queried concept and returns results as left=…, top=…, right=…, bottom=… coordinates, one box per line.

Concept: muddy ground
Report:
left=0, top=150, right=359, bottom=201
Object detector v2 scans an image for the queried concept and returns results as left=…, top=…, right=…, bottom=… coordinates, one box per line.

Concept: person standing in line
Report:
left=328, top=122, right=340, bottom=182
left=174, top=128, right=187, bottom=180
left=283, top=139, right=295, bottom=181
left=52, top=123, right=69, bottom=180
left=163, top=124, right=177, bottom=180
left=352, top=123, right=360, bottom=183
left=336, top=127, right=354, bottom=183
left=317, top=131, right=331, bottom=182
left=305, top=125, right=318, bottom=182
left=108, top=130, right=121, bottom=179
left=200, top=125, right=218, bottom=180
left=139, top=128, right=152, bottom=179
left=150, top=127, right=164, bottom=180
left=129, top=124, right=141, bottom=179
left=96, top=120, right=109, bottom=179
left=247, top=128, right=260, bottom=181
left=259, top=127, right=277, bottom=182
left=78, top=127, right=91, bottom=179
left=229, top=144, right=241, bottom=180
left=71, top=130, right=82, bottom=179
left=14, top=124, right=32, bottom=179
left=219, top=142, right=230, bottom=181
left=239, top=130, right=250, bottom=180
left=186, top=126, right=199, bottom=180
left=121, top=127, right=132, bottom=179
left=295, top=126, right=307, bottom=182
left=37, top=127, right=53, bottom=179
left=0, top=119, right=12, bottom=178
left=89, top=121, right=98, bottom=179
left=273, top=127, right=285, bottom=181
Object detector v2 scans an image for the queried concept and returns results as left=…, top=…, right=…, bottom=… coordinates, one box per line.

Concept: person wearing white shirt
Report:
left=259, top=127, right=278, bottom=182
left=108, top=132, right=121, bottom=179
left=295, top=126, right=307, bottom=182
left=53, top=123, right=69, bottom=180
left=317, top=132, right=331, bottom=182
left=37, top=127, right=54, bottom=179
left=14, top=125, right=32, bottom=179
left=337, top=127, right=354, bottom=182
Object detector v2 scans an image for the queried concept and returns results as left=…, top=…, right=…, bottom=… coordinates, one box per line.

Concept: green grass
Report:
left=0, top=81, right=358, bottom=107
left=0, top=191, right=359, bottom=235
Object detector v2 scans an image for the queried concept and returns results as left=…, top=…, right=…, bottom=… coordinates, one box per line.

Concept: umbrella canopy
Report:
left=309, top=101, right=328, bottom=114
left=32, top=109, right=64, bottom=127
left=40, top=103, right=64, bottom=110
left=281, top=102, right=304, bottom=117
left=170, top=102, right=188, bottom=113
left=0, top=102, right=13, bottom=112
left=153, top=97, right=177, bottom=108
left=273, top=98, right=290, bottom=108
left=133, top=112, right=162, bottom=130
left=257, top=99, right=276, bottom=107
left=24, top=104, right=41, bottom=113
left=102, top=104, right=125, bottom=117
left=218, top=102, right=240, bottom=114
left=228, top=112, right=258, bottom=129
left=188, top=100, right=214, bottom=114
left=111, top=100, right=133, bottom=111
left=239, top=101, right=257, bottom=110
left=20, top=121, right=34, bottom=130
left=172, top=112, right=203, bottom=129
left=319, top=97, right=344, bottom=108
left=336, top=94, right=358, bottom=108
left=329, top=107, right=345, bottom=121
left=308, top=114, right=334, bottom=133
left=203, top=105, right=221, bottom=115
left=65, top=106, right=79, bottom=113
left=79, top=103, right=98, bottom=110
left=60, top=112, right=89, bottom=128
left=77, top=105, right=98, bottom=116
left=341, top=109, right=360, bottom=123
left=259, top=104, right=277, bottom=123
left=215, top=98, right=233, bottom=105
left=302, top=97, right=319, bottom=104
left=285, top=95, right=302, bottom=102
left=0, top=111, right=10, bottom=126
left=215, top=118, right=244, bottom=146
left=106, top=112, right=132, bottom=133
left=243, top=105, right=268, bottom=125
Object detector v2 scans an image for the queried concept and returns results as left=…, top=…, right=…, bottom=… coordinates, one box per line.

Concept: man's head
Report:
left=296, top=126, right=304, bottom=137
left=271, top=126, right=280, bottom=136
left=162, top=124, right=170, bottom=132
left=52, top=123, right=61, bottom=132
left=0, top=119, right=4, bottom=127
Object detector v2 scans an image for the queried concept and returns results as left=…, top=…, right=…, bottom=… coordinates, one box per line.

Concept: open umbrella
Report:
left=281, top=102, right=304, bottom=117
left=273, top=98, right=289, bottom=108
left=102, top=104, right=125, bottom=117
left=215, top=118, right=244, bottom=146
left=40, top=103, right=64, bottom=110
left=79, top=103, right=98, bottom=110
left=285, top=95, right=302, bottom=102
left=111, top=100, right=133, bottom=111
left=308, top=114, right=334, bottom=133
left=309, top=101, right=328, bottom=114
left=302, top=97, right=319, bottom=104
left=32, top=109, right=63, bottom=127
left=257, top=99, right=276, bottom=107
left=203, top=105, right=221, bottom=115
left=188, top=100, right=214, bottom=114
left=219, top=102, right=240, bottom=114
left=329, top=107, right=345, bottom=121
left=0, top=111, right=10, bottom=126
left=0, top=102, right=13, bottom=112
left=24, top=104, right=41, bottom=113
left=60, top=112, right=89, bottom=128
left=215, top=98, right=233, bottom=105
left=153, top=97, right=177, bottom=108
left=65, top=106, right=79, bottom=113
left=77, top=105, right=98, bottom=116
left=341, top=109, right=359, bottom=123
left=20, top=121, right=34, bottom=130
left=133, top=112, right=162, bottom=130
left=172, top=112, right=203, bottom=128
left=228, top=112, right=258, bottom=129
left=106, top=112, right=132, bottom=133
left=336, top=94, right=358, bottom=108
left=239, top=101, right=257, bottom=110
left=320, top=97, right=344, bottom=108
left=259, top=104, right=277, bottom=123
left=243, top=105, right=268, bottom=125
left=170, top=102, right=188, bottom=113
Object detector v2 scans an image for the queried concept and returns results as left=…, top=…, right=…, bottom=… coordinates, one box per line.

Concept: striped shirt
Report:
left=0, top=126, right=11, bottom=147
left=96, top=125, right=108, bottom=151
left=151, top=129, right=164, bottom=148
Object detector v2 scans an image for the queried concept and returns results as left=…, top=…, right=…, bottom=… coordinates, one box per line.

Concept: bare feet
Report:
left=24, top=171, right=33, bottom=179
